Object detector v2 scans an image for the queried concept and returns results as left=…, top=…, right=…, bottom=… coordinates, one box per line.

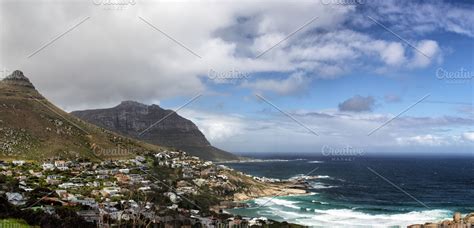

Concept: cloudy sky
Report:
left=1, top=0, right=473, bottom=155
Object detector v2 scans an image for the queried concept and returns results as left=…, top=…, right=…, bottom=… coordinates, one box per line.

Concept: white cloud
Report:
left=462, top=132, right=474, bottom=142
left=177, top=105, right=473, bottom=153
left=380, top=42, right=406, bottom=66
left=360, top=0, right=474, bottom=37
left=409, top=40, right=441, bottom=68
left=178, top=109, right=246, bottom=143
left=396, top=134, right=447, bottom=146
left=0, top=1, right=456, bottom=110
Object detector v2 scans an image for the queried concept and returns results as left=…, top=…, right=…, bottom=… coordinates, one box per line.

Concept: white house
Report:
left=42, top=163, right=55, bottom=171
left=12, top=160, right=25, bottom=166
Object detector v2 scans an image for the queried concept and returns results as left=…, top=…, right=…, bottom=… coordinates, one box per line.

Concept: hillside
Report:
left=71, top=101, right=240, bottom=161
left=0, top=70, right=165, bottom=160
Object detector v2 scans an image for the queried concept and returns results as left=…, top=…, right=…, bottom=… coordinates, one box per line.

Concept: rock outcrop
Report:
left=71, top=101, right=240, bottom=161
left=408, top=212, right=474, bottom=228
left=2, top=70, right=35, bottom=88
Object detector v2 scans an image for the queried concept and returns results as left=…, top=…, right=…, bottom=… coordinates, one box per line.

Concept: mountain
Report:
left=71, top=101, right=240, bottom=161
left=0, top=70, right=165, bottom=160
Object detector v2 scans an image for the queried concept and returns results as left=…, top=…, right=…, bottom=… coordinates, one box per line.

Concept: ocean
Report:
left=224, top=154, right=473, bottom=228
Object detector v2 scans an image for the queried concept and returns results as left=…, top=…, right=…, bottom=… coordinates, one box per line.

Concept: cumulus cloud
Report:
left=338, top=95, right=376, bottom=112
left=0, top=0, right=456, bottom=111
left=409, top=40, right=441, bottom=68
left=379, top=42, right=406, bottom=66
left=178, top=109, right=246, bottom=143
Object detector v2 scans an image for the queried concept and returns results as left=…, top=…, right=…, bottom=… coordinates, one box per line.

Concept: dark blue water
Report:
left=225, top=154, right=473, bottom=227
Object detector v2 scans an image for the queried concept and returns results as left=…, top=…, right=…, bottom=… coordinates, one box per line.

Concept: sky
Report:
left=0, top=0, right=473, bottom=155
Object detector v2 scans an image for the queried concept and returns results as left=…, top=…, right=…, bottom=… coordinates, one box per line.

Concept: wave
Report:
left=310, top=182, right=336, bottom=189
left=308, top=160, right=324, bottom=163
left=288, top=174, right=331, bottom=181
left=254, top=197, right=300, bottom=210
left=316, top=175, right=331, bottom=179
left=311, top=200, right=329, bottom=205
left=251, top=199, right=450, bottom=227
left=299, top=209, right=452, bottom=227
left=221, top=158, right=307, bottom=163
left=242, top=196, right=451, bottom=227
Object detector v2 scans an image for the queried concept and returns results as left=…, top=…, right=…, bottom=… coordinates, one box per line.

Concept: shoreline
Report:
left=213, top=180, right=312, bottom=212
left=233, top=183, right=310, bottom=202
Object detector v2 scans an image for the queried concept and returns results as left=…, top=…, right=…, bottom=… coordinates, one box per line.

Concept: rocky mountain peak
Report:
left=2, top=70, right=35, bottom=88
left=72, top=101, right=239, bottom=161
left=116, top=101, right=165, bottom=113
left=117, top=100, right=148, bottom=108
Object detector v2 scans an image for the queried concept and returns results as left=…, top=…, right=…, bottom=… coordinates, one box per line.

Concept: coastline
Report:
left=233, top=182, right=310, bottom=201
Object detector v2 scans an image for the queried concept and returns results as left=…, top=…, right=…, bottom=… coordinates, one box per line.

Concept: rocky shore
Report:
left=408, top=212, right=474, bottom=228
left=233, top=183, right=309, bottom=201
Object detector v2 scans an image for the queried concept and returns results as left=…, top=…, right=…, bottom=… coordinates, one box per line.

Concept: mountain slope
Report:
left=71, top=101, right=240, bottom=161
left=0, top=70, right=165, bottom=160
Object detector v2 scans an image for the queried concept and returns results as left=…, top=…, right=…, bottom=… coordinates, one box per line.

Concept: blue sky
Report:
left=1, top=0, right=473, bottom=154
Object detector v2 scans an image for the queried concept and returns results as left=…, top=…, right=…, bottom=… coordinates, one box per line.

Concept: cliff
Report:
left=71, top=101, right=239, bottom=161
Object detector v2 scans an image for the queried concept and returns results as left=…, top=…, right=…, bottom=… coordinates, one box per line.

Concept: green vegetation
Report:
left=0, top=78, right=166, bottom=161
left=0, top=218, right=39, bottom=228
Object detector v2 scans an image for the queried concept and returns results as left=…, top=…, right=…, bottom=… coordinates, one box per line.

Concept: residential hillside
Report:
left=72, top=101, right=240, bottom=161
left=0, top=70, right=165, bottom=160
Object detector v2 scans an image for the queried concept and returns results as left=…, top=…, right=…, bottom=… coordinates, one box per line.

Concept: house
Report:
left=77, top=210, right=100, bottom=223
left=101, top=187, right=121, bottom=197
left=6, top=192, right=25, bottom=205
left=58, top=182, right=82, bottom=189
left=12, top=160, right=25, bottom=166
left=54, top=190, right=76, bottom=201
left=217, top=175, right=228, bottom=180
left=193, top=178, right=206, bottom=187
left=42, top=163, right=55, bottom=171
left=182, top=167, right=194, bottom=179
left=138, top=186, right=151, bottom=192
left=128, top=174, right=143, bottom=183
left=54, top=160, right=68, bottom=171
left=46, top=175, right=62, bottom=185
left=118, top=168, right=129, bottom=174
left=73, top=198, right=97, bottom=208
left=115, top=173, right=130, bottom=184
left=200, top=167, right=216, bottom=177
left=56, top=190, right=69, bottom=199
left=19, top=183, right=34, bottom=192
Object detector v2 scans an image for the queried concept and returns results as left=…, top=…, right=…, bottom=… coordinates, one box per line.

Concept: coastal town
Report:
left=0, top=150, right=307, bottom=227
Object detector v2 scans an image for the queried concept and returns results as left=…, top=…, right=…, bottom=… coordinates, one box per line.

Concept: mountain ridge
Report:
left=71, top=101, right=240, bottom=161
left=0, top=70, right=165, bottom=160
